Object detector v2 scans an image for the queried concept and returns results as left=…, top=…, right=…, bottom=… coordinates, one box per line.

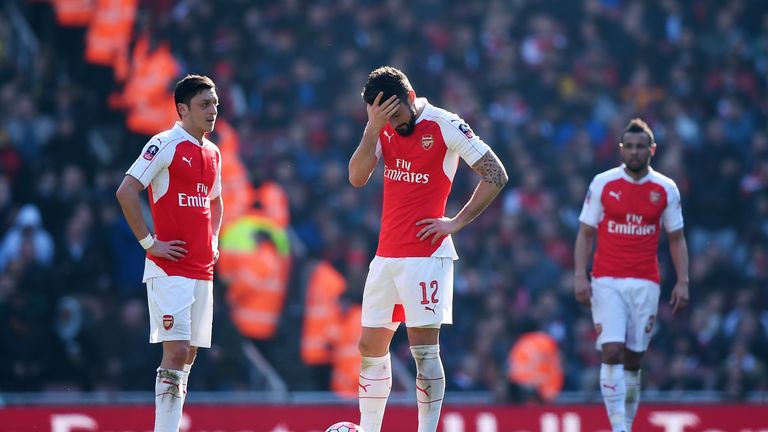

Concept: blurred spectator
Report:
left=0, top=0, right=766, bottom=399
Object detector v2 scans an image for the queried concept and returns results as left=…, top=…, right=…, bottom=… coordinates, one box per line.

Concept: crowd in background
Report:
left=1, top=0, right=767, bottom=400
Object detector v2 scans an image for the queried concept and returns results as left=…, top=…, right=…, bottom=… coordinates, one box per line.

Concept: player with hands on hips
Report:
left=116, top=74, right=223, bottom=432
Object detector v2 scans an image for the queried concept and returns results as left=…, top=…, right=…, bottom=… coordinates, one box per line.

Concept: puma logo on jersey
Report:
left=181, top=156, right=193, bottom=167
left=383, top=130, right=395, bottom=143
left=424, top=305, right=436, bottom=314
left=609, top=191, right=621, bottom=201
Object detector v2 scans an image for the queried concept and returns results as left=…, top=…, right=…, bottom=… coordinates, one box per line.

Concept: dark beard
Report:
left=625, top=159, right=648, bottom=173
left=395, top=106, right=417, bottom=136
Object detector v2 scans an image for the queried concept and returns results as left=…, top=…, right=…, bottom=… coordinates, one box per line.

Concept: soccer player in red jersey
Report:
left=574, top=118, right=690, bottom=432
left=116, top=75, right=222, bottom=432
left=349, top=66, right=508, bottom=432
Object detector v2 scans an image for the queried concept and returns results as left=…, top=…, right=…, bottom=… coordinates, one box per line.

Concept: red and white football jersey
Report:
left=579, top=165, right=684, bottom=283
left=374, top=99, right=490, bottom=258
left=126, top=122, right=222, bottom=281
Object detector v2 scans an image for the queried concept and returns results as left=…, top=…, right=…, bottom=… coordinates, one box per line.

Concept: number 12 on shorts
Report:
left=420, top=280, right=439, bottom=304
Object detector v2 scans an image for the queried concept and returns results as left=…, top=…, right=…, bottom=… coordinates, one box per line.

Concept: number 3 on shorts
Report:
left=419, top=280, right=439, bottom=304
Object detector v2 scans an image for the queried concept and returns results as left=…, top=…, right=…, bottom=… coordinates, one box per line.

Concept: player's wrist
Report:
left=139, top=233, right=155, bottom=250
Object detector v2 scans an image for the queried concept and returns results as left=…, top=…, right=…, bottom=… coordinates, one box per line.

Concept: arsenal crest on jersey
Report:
left=163, top=314, right=174, bottom=330
left=421, top=134, right=434, bottom=150
left=649, top=191, right=661, bottom=205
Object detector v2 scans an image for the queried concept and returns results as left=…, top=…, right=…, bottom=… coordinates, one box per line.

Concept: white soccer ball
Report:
left=325, top=421, right=365, bottom=432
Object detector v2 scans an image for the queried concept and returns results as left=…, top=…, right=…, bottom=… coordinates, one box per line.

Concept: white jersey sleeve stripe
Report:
left=126, top=136, right=182, bottom=187
left=579, top=168, right=620, bottom=227
left=431, top=114, right=490, bottom=167
left=654, top=173, right=684, bottom=232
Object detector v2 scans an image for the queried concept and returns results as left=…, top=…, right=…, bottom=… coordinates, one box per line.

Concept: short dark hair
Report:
left=361, top=66, right=412, bottom=106
left=174, top=74, right=216, bottom=116
left=622, top=118, right=655, bottom=144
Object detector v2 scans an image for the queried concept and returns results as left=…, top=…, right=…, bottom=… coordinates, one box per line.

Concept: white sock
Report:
left=624, top=370, right=641, bottom=431
left=411, top=345, right=445, bottom=432
left=181, top=364, right=192, bottom=406
left=359, top=354, right=392, bottom=432
left=600, top=363, right=626, bottom=432
left=155, top=368, right=188, bottom=432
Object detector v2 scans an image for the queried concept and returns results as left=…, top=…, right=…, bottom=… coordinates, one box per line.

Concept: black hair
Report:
left=621, top=118, right=655, bottom=145
left=174, top=74, right=216, bottom=117
left=361, top=66, right=412, bottom=106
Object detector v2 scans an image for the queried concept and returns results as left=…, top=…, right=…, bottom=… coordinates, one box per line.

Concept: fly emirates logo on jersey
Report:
left=178, top=183, right=210, bottom=208
left=608, top=213, right=657, bottom=236
left=383, top=158, right=431, bottom=184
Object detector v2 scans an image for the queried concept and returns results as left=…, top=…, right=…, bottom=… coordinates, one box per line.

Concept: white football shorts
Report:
left=146, top=276, right=213, bottom=348
left=591, top=276, right=660, bottom=352
left=361, top=256, right=454, bottom=331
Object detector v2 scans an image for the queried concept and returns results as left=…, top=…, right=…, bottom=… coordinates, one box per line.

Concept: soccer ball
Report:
left=325, top=421, right=364, bottom=432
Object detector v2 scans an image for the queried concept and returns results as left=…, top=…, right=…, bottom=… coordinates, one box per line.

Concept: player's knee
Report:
left=601, top=343, right=624, bottom=364
left=624, top=350, right=644, bottom=370
left=358, top=338, right=384, bottom=357
left=165, top=344, right=191, bottom=366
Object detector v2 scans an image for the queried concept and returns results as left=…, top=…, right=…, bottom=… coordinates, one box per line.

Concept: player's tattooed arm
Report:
left=471, top=150, right=508, bottom=189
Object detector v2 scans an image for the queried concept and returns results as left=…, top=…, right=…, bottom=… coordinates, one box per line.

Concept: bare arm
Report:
left=115, top=175, right=187, bottom=261
left=667, top=228, right=690, bottom=314
left=348, top=92, right=399, bottom=187
left=573, top=223, right=597, bottom=307
left=348, top=125, right=381, bottom=187
left=211, top=195, right=223, bottom=237
left=116, top=175, right=152, bottom=240
left=453, top=149, right=508, bottom=228
left=416, top=149, right=508, bottom=244
left=210, top=195, right=223, bottom=262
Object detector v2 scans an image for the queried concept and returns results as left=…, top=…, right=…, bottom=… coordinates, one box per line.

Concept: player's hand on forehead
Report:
left=367, top=92, right=400, bottom=128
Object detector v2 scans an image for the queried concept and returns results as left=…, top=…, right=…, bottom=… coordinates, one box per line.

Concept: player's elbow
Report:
left=348, top=172, right=368, bottom=188
left=115, top=178, right=139, bottom=204
left=115, top=183, right=128, bottom=204
left=498, top=171, right=509, bottom=189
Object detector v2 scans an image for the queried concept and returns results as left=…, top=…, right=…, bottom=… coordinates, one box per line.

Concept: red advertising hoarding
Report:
left=1, top=404, right=766, bottom=432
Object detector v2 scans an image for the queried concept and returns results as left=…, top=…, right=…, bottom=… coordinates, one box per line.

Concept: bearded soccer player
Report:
left=116, top=74, right=222, bottom=432
left=574, top=118, right=690, bottom=432
left=349, top=66, right=508, bottom=432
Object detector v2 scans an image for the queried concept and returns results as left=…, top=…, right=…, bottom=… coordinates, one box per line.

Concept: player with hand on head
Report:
left=116, top=74, right=223, bottom=432
left=574, top=118, right=690, bottom=432
left=349, top=66, right=508, bottom=432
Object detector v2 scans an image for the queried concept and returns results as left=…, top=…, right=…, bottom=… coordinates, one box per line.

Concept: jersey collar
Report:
left=414, top=98, right=430, bottom=125
left=173, top=121, right=203, bottom=146
left=620, top=164, right=654, bottom=184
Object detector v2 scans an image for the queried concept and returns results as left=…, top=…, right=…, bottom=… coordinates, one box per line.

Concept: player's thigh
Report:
left=626, top=279, right=660, bottom=352
left=147, top=276, right=196, bottom=342
left=189, top=279, right=214, bottom=348
left=393, top=257, right=454, bottom=328
left=591, top=277, right=629, bottom=347
left=361, top=257, right=401, bottom=331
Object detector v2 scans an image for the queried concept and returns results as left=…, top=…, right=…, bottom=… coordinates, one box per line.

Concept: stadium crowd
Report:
left=0, top=0, right=766, bottom=401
